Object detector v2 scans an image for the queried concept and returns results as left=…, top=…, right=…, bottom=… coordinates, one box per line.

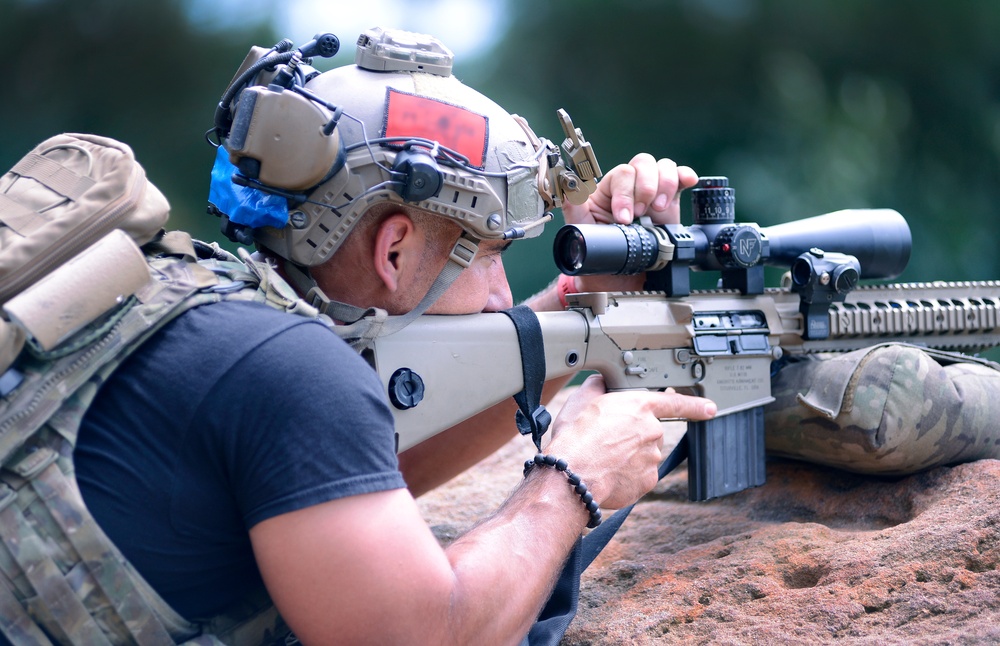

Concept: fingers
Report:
left=648, top=390, right=717, bottom=420
left=547, top=385, right=718, bottom=509
left=647, top=161, right=699, bottom=225
left=561, top=379, right=716, bottom=425
left=563, top=152, right=697, bottom=229
left=597, top=388, right=717, bottom=422
left=608, top=154, right=657, bottom=224
left=597, top=154, right=698, bottom=226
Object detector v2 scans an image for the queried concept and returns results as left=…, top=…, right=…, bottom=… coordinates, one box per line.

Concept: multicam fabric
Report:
left=0, top=233, right=305, bottom=645
left=765, top=343, right=1000, bottom=475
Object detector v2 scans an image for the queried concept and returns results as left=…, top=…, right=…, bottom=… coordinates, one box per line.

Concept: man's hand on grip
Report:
left=546, top=375, right=717, bottom=510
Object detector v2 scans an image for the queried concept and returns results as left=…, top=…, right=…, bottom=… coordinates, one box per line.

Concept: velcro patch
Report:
left=383, top=89, right=488, bottom=167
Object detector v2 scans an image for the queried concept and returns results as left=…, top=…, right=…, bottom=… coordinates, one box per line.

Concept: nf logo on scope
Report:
left=717, top=227, right=764, bottom=268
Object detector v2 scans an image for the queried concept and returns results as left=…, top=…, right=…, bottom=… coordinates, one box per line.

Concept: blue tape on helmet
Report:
left=208, top=146, right=289, bottom=229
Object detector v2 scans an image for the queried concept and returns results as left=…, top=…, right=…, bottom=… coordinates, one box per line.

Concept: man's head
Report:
left=213, top=29, right=549, bottom=255
left=208, top=28, right=599, bottom=322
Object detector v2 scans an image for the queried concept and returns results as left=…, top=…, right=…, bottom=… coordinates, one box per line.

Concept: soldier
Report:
left=69, top=28, right=716, bottom=645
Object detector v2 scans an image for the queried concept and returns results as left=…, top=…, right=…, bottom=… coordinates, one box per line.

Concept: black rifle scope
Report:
left=553, top=176, right=912, bottom=287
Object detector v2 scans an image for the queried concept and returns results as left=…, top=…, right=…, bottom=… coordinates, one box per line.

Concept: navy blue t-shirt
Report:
left=75, top=300, right=406, bottom=620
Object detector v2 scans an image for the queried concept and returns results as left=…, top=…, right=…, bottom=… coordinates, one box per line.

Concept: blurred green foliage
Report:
left=2, top=0, right=998, bottom=306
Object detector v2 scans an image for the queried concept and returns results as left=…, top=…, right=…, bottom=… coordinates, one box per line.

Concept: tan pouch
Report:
left=4, top=229, right=150, bottom=351
left=0, top=133, right=170, bottom=371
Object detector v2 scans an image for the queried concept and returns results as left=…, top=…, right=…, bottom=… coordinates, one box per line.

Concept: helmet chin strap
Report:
left=282, top=233, right=480, bottom=352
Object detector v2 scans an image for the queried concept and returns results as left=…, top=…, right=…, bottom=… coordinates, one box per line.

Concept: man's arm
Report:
left=251, top=378, right=715, bottom=645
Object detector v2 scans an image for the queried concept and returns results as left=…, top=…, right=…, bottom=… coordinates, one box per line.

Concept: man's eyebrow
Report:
left=500, top=241, right=514, bottom=253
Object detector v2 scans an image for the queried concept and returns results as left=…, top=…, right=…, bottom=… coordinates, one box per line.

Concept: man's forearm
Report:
left=441, top=466, right=588, bottom=644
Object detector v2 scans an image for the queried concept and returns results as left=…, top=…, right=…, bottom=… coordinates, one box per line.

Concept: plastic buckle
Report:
left=449, top=236, right=479, bottom=269
left=0, top=368, right=24, bottom=398
left=516, top=405, right=552, bottom=441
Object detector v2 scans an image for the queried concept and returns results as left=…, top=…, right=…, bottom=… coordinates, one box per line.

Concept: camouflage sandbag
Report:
left=765, top=343, right=1000, bottom=475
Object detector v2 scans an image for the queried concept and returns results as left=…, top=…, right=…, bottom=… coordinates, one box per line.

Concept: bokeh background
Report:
left=3, top=0, right=999, bottom=304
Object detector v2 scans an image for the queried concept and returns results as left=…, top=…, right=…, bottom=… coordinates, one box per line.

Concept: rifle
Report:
left=370, top=177, right=1000, bottom=501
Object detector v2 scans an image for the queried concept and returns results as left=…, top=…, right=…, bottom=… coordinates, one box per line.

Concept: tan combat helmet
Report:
left=208, top=27, right=602, bottom=343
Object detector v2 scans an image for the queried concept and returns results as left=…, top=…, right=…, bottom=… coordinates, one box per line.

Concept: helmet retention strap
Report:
left=284, top=234, right=480, bottom=352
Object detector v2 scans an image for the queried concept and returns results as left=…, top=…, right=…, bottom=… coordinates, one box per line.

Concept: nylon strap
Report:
left=500, top=305, right=551, bottom=450
left=286, top=234, right=480, bottom=352
left=0, top=192, right=45, bottom=236
left=0, top=489, right=111, bottom=645
left=12, top=153, right=96, bottom=201
left=0, top=571, right=51, bottom=645
left=32, top=462, right=176, bottom=645
left=523, top=434, right=690, bottom=646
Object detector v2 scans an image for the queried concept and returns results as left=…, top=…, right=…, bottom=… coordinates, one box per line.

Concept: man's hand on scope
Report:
left=564, top=153, right=697, bottom=226
left=561, top=153, right=698, bottom=293
left=545, top=375, right=717, bottom=511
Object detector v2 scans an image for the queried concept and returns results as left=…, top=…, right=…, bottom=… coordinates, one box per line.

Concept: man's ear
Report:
left=372, top=212, right=423, bottom=292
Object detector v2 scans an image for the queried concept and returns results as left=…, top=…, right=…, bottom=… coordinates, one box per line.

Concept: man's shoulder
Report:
left=182, top=299, right=325, bottom=335
left=127, top=299, right=368, bottom=390
left=167, top=299, right=345, bottom=356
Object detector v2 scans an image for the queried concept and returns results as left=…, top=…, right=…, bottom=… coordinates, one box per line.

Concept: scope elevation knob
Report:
left=713, top=225, right=764, bottom=268
left=691, top=176, right=735, bottom=225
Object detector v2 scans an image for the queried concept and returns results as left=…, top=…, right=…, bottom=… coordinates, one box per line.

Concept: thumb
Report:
left=574, top=373, right=608, bottom=396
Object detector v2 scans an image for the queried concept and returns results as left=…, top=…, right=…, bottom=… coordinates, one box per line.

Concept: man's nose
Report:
left=483, top=262, right=514, bottom=312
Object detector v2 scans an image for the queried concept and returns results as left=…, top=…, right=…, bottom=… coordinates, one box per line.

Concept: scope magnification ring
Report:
left=619, top=223, right=656, bottom=274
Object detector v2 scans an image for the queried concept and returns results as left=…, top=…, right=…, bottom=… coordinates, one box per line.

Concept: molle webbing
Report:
left=0, top=447, right=175, bottom=645
left=10, top=153, right=97, bottom=203
left=0, top=240, right=301, bottom=645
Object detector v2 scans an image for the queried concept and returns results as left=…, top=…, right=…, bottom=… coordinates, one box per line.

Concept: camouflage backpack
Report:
left=0, top=134, right=309, bottom=645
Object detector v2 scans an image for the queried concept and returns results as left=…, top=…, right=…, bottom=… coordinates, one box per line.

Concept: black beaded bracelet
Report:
left=523, top=453, right=603, bottom=528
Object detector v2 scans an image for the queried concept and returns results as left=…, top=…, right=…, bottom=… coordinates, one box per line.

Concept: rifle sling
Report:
left=501, top=305, right=551, bottom=450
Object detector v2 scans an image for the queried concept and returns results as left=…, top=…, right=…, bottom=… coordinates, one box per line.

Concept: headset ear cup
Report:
left=391, top=148, right=444, bottom=202
left=226, top=86, right=342, bottom=191
left=317, top=128, right=347, bottom=188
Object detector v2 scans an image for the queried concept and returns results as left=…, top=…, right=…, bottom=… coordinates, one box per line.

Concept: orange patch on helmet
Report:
left=383, top=89, right=488, bottom=167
